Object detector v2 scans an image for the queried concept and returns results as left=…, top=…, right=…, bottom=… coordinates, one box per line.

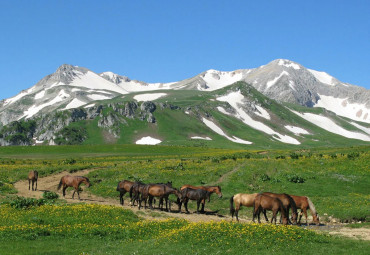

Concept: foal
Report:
left=28, top=170, right=38, bottom=191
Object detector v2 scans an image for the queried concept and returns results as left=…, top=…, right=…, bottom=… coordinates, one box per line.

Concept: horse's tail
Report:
left=57, top=178, right=63, bottom=190
left=34, top=171, right=38, bottom=180
left=230, top=195, right=235, bottom=217
left=306, top=197, right=317, bottom=216
left=129, top=185, right=135, bottom=199
left=116, top=181, right=121, bottom=191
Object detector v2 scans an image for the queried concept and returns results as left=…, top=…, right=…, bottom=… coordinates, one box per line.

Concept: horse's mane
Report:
left=306, top=197, right=317, bottom=216
left=284, top=193, right=297, bottom=212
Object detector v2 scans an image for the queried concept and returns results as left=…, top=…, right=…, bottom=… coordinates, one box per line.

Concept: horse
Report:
left=262, top=192, right=298, bottom=224
left=180, top=185, right=223, bottom=202
left=253, top=194, right=288, bottom=225
left=57, top=175, right=91, bottom=200
left=141, top=183, right=181, bottom=211
left=116, top=180, right=135, bottom=205
left=129, top=181, right=147, bottom=207
left=289, top=194, right=320, bottom=225
left=230, top=193, right=259, bottom=222
left=28, top=170, right=38, bottom=191
left=179, top=188, right=211, bottom=214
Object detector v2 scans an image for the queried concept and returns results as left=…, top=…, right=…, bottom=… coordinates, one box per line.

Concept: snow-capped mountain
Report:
left=0, top=59, right=369, bottom=127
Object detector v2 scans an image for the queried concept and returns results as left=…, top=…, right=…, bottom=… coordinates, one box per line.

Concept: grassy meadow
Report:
left=0, top=144, right=369, bottom=254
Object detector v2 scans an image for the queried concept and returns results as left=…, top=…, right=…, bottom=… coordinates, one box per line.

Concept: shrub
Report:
left=286, top=174, right=305, bottom=183
left=43, top=191, right=59, bottom=200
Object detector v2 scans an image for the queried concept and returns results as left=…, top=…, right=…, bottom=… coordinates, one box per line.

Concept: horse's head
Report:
left=215, top=186, right=223, bottom=198
left=313, top=213, right=320, bottom=225
left=282, top=216, right=289, bottom=225
left=291, top=211, right=298, bottom=225
left=83, top=177, right=92, bottom=188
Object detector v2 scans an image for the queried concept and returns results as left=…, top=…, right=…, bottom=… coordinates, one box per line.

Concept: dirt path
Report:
left=14, top=168, right=370, bottom=240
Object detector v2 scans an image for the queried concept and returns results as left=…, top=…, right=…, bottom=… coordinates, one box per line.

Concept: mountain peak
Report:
left=269, top=59, right=301, bottom=70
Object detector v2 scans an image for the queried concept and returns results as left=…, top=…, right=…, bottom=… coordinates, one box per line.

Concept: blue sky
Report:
left=1, top=0, right=369, bottom=100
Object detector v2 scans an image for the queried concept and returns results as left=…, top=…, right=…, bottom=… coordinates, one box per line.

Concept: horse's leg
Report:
left=298, top=209, right=303, bottom=224
left=236, top=204, right=241, bottom=222
left=184, top=199, right=189, bottom=213
left=196, top=200, right=201, bottom=214
left=62, top=185, right=67, bottom=198
left=35, top=179, right=37, bottom=191
left=263, top=209, right=269, bottom=222
left=119, top=191, right=124, bottom=205
left=272, top=210, right=277, bottom=224
left=303, top=208, right=308, bottom=225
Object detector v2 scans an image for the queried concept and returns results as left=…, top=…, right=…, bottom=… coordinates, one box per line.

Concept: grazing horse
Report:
left=253, top=194, right=288, bottom=225
left=57, top=175, right=91, bottom=200
left=230, top=193, right=259, bottom=222
left=289, top=194, right=320, bottom=225
left=180, top=185, right=222, bottom=202
left=116, top=180, right=135, bottom=205
left=141, top=184, right=180, bottom=211
left=28, top=170, right=38, bottom=191
left=179, top=188, right=211, bottom=214
left=262, top=192, right=298, bottom=224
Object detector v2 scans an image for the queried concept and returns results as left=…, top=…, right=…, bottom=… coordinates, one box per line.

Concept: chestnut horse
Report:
left=230, top=193, right=260, bottom=222
left=289, top=194, right=320, bottom=225
left=180, top=185, right=223, bottom=202
left=28, top=170, right=38, bottom=191
left=116, top=180, right=135, bottom=205
left=57, top=175, right=91, bottom=200
left=262, top=192, right=298, bottom=224
left=253, top=194, right=288, bottom=225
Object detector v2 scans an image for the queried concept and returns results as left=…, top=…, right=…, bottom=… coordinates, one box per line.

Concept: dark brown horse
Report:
left=116, top=180, right=135, bottom=205
left=180, top=185, right=222, bottom=202
left=179, top=188, right=211, bottom=214
left=57, top=175, right=91, bottom=200
left=129, top=181, right=147, bottom=207
left=230, top=193, right=259, bottom=222
left=262, top=192, right=298, bottom=224
left=253, top=194, right=288, bottom=225
left=28, top=170, right=38, bottom=191
left=289, top=194, right=320, bottom=225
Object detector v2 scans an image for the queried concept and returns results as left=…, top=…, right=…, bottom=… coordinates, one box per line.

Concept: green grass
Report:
left=0, top=204, right=369, bottom=255
left=0, top=145, right=369, bottom=254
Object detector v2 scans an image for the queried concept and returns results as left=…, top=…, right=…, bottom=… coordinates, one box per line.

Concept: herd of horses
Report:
left=27, top=171, right=319, bottom=225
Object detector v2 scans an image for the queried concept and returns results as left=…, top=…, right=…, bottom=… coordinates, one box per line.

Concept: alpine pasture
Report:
left=0, top=145, right=369, bottom=254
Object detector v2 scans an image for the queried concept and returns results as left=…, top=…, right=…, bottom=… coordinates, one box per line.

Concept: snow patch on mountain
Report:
left=308, top=69, right=336, bottom=86
left=88, top=94, right=113, bottom=101
left=202, top=117, right=252, bottom=144
left=63, top=98, right=86, bottom=110
left=278, top=59, right=300, bottom=70
left=315, top=94, right=370, bottom=123
left=21, top=90, right=70, bottom=119
left=285, top=125, right=310, bottom=135
left=200, top=70, right=243, bottom=91
left=3, top=87, right=35, bottom=106
left=255, top=105, right=270, bottom=119
left=35, top=90, right=45, bottom=100
left=290, top=110, right=370, bottom=141
left=71, top=71, right=129, bottom=94
left=350, top=122, right=370, bottom=135
left=133, top=93, right=167, bottom=102
left=216, top=91, right=300, bottom=144
left=135, top=136, right=162, bottom=145
left=191, top=136, right=212, bottom=140
left=266, top=71, right=289, bottom=90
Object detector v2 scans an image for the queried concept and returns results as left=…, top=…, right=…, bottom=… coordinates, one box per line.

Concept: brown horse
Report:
left=253, top=194, right=289, bottom=225
left=289, top=194, right=320, bottom=225
left=141, top=184, right=180, bottom=211
left=179, top=188, right=211, bottom=214
left=28, top=170, right=38, bottom=191
left=230, top=193, right=260, bottom=221
left=116, top=180, right=135, bottom=205
left=262, top=192, right=298, bottom=224
left=57, top=175, right=91, bottom=200
left=180, top=185, right=223, bottom=202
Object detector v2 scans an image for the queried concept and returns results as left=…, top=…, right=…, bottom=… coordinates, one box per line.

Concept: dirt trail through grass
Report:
left=14, top=168, right=370, bottom=240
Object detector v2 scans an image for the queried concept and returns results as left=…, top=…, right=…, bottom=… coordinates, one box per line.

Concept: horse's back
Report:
left=234, top=193, right=258, bottom=207
left=28, top=170, right=38, bottom=180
